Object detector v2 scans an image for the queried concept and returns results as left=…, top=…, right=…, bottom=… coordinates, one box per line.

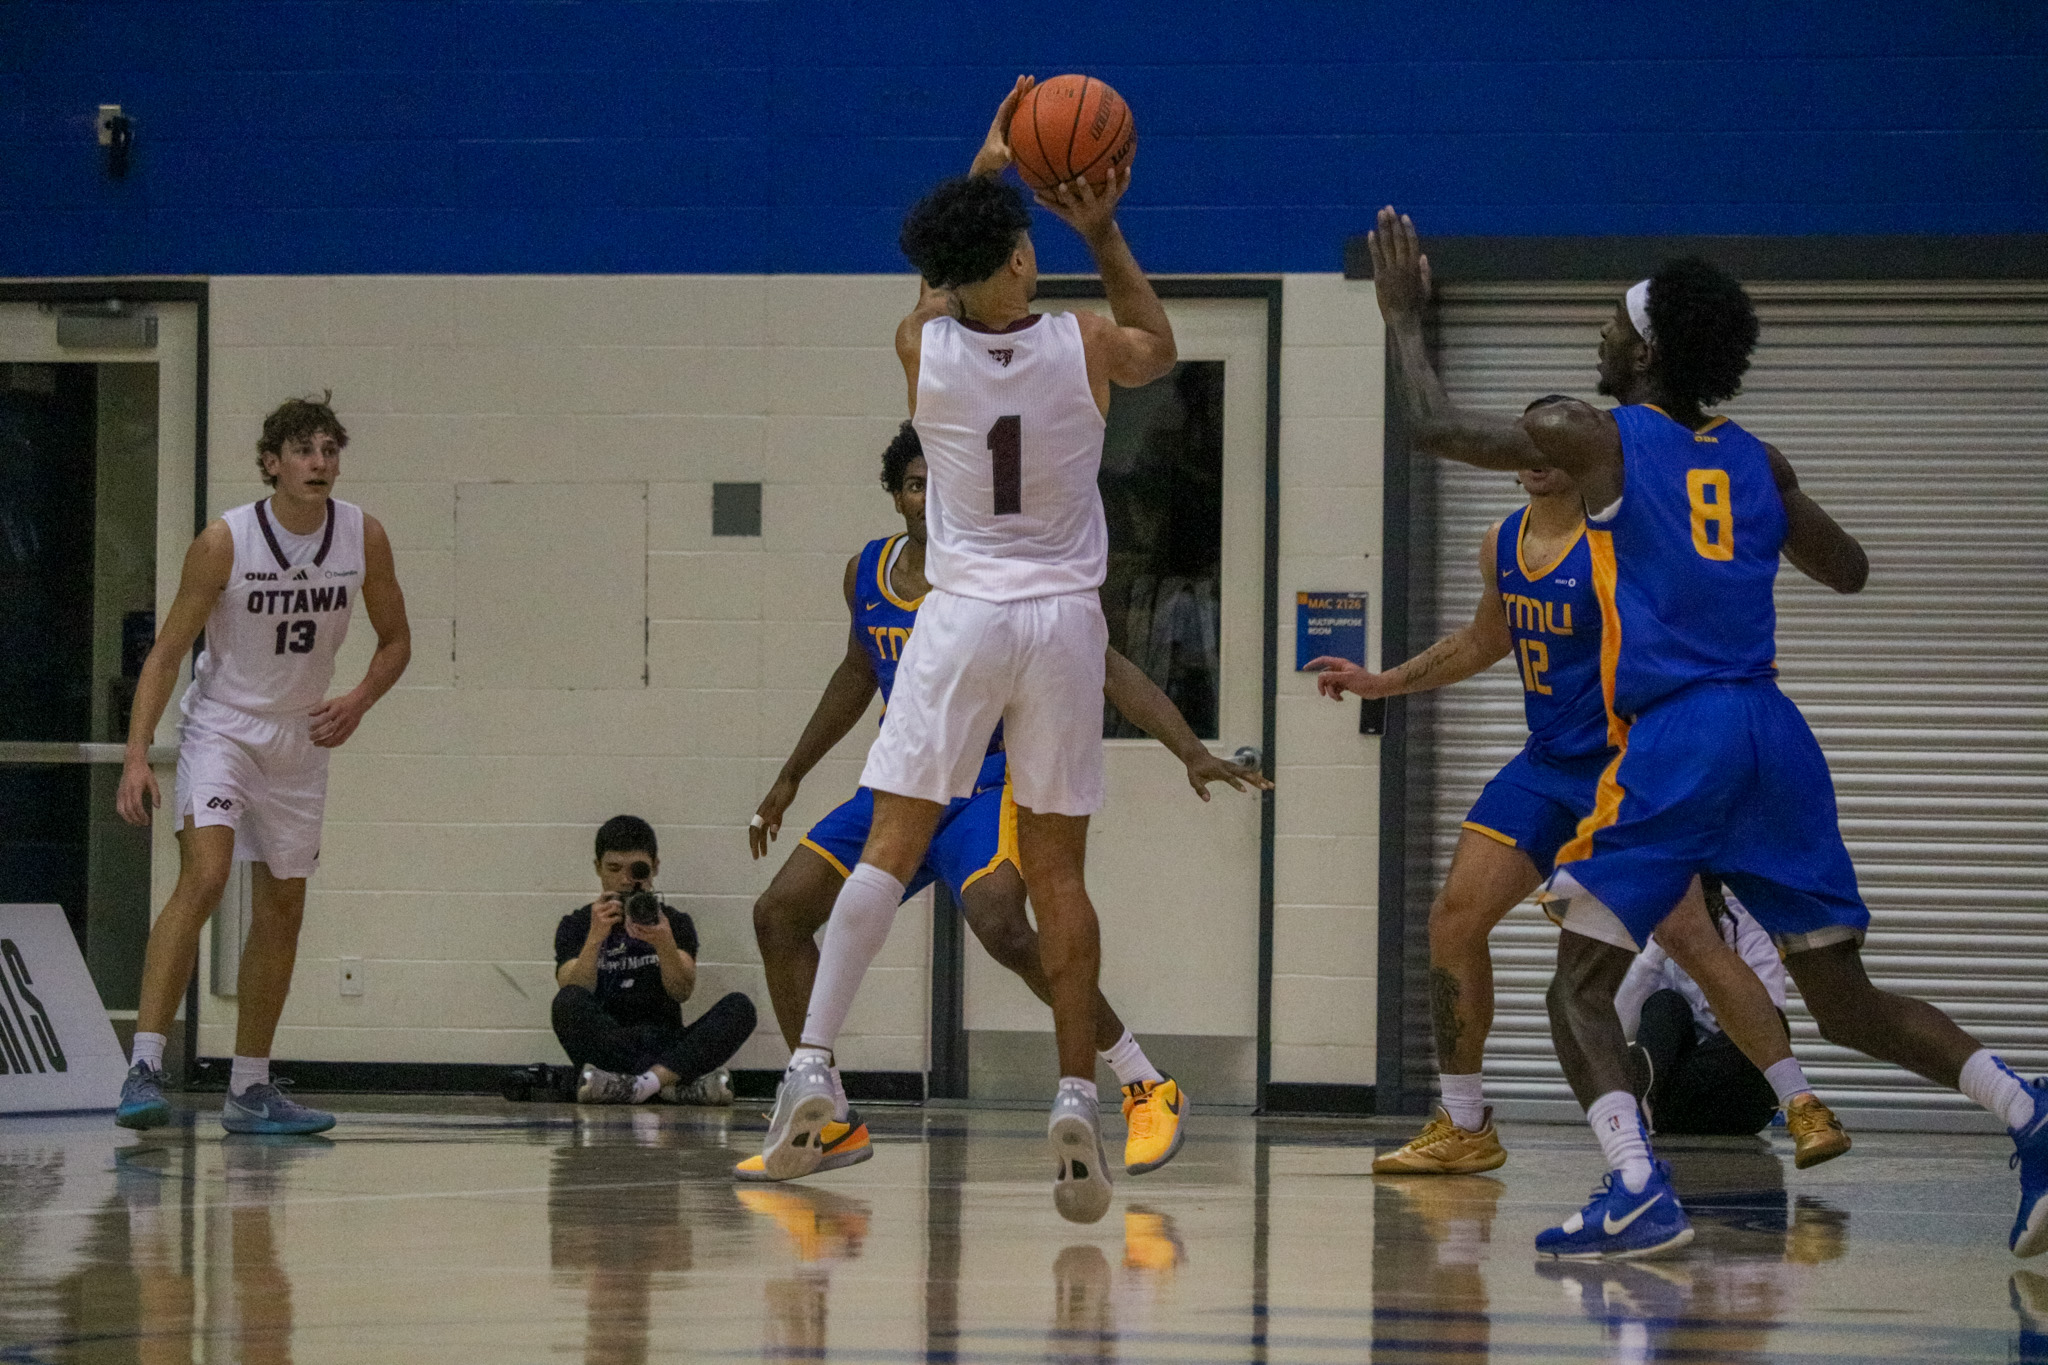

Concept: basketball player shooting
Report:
left=111, top=395, right=411, bottom=1137
left=755, top=77, right=1177, bottom=1224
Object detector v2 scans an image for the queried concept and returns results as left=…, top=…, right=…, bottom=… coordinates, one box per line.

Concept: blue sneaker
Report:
left=1536, top=1160, right=1693, bottom=1260
left=114, top=1062, right=172, bottom=1130
left=221, top=1081, right=335, bottom=1136
left=2009, top=1075, right=2048, bottom=1257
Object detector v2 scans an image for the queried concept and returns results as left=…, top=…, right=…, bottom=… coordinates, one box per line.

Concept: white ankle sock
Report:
left=1763, top=1057, right=1812, bottom=1107
left=1438, top=1072, right=1486, bottom=1131
left=1057, top=1075, right=1098, bottom=1106
left=799, top=863, right=905, bottom=1051
left=1098, top=1030, right=1163, bottom=1088
left=130, top=1031, right=167, bottom=1073
left=631, top=1070, right=662, bottom=1103
left=1587, top=1090, right=1653, bottom=1193
left=830, top=1066, right=849, bottom=1120
left=1961, top=1048, right=2036, bottom=1131
left=228, top=1056, right=270, bottom=1097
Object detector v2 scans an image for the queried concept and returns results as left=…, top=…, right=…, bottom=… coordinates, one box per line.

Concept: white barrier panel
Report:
left=0, top=905, right=129, bottom=1113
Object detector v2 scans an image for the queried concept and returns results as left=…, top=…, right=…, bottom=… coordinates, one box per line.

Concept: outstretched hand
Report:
left=1034, top=169, right=1129, bottom=244
left=1367, top=206, right=1432, bottom=326
left=970, top=75, right=1035, bottom=179
left=1305, top=656, right=1397, bottom=700
left=1182, top=749, right=1274, bottom=802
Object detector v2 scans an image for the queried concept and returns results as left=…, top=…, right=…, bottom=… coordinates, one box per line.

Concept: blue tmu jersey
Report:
left=1494, top=505, right=1610, bottom=762
left=1590, top=405, right=1787, bottom=722
left=853, top=534, right=1003, bottom=754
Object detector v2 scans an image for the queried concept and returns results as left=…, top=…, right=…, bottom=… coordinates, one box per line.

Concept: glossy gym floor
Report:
left=2, top=1097, right=2041, bottom=1364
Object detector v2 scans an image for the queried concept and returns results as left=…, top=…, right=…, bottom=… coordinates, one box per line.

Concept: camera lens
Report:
left=627, top=859, right=651, bottom=882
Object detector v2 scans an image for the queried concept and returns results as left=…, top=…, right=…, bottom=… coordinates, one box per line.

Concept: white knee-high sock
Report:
left=799, top=863, right=905, bottom=1052
left=1587, top=1090, right=1654, bottom=1194
left=1961, top=1048, right=2037, bottom=1131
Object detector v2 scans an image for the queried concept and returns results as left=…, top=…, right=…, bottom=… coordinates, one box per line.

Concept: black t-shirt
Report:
left=554, top=903, right=700, bottom=1029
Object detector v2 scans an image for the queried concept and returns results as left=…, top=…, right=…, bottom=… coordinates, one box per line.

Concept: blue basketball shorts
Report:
left=1544, top=679, right=1869, bottom=952
left=1462, top=745, right=1613, bottom=878
left=800, top=749, right=1017, bottom=903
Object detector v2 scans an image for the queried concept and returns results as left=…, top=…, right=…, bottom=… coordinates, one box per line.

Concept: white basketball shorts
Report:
left=862, top=588, right=1108, bottom=817
left=174, top=694, right=330, bottom=880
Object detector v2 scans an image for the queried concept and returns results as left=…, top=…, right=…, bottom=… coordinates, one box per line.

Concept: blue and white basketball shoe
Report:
left=221, top=1081, right=335, bottom=1136
left=115, top=1062, right=173, bottom=1130
left=1536, top=1159, right=1693, bottom=1260
left=2009, top=1074, right=2048, bottom=1258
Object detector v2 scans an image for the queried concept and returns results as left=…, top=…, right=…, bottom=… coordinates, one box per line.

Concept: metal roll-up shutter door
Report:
left=1405, top=281, right=2048, bottom=1111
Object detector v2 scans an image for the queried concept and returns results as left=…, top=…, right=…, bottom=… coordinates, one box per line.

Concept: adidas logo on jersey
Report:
left=987, top=348, right=1014, bottom=367
left=290, top=568, right=310, bottom=581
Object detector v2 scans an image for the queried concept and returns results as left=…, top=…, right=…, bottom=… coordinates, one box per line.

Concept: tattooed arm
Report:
left=1308, top=521, right=1514, bottom=700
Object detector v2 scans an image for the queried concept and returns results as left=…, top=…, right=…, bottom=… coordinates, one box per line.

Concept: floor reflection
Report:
left=736, top=1183, right=871, bottom=1355
left=548, top=1115, right=694, bottom=1365
left=0, top=1105, right=2037, bottom=1364
left=1371, top=1175, right=1503, bottom=1360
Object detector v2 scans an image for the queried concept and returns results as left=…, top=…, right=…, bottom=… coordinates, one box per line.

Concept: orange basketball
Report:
left=1008, top=74, right=1136, bottom=195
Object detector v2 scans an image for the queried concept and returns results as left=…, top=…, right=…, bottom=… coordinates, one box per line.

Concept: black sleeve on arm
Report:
left=555, top=907, right=590, bottom=968
left=667, top=908, right=699, bottom=959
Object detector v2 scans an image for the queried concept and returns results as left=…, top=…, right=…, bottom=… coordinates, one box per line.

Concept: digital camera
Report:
left=622, top=859, right=664, bottom=926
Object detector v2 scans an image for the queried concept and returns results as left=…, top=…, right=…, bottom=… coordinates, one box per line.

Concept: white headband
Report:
left=1625, top=279, right=1655, bottom=347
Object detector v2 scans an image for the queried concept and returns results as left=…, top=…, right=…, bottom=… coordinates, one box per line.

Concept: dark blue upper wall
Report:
left=5, top=0, right=2045, bottom=276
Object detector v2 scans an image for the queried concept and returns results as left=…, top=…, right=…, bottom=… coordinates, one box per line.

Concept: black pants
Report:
left=550, top=986, right=755, bottom=1082
left=1634, top=988, right=1779, bottom=1136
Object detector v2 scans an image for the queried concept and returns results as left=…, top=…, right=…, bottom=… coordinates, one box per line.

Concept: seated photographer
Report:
left=1618, top=875, right=1786, bottom=1137
left=554, top=815, right=757, bottom=1105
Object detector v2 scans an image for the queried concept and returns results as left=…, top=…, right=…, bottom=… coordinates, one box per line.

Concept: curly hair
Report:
left=880, top=421, right=923, bottom=493
left=256, top=391, right=348, bottom=486
left=900, top=175, right=1033, bottom=289
left=1644, top=257, right=1758, bottom=412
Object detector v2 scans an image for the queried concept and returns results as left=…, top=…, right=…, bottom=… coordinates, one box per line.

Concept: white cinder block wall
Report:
left=194, top=275, right=933, bottom=1072
left=1272, top=275, right=1385, bottom=1085
left=188, top=272, right=1385, bottom=1085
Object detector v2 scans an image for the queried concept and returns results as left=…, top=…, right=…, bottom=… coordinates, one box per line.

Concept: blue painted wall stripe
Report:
left=5, top=1, right=2044, bottom=276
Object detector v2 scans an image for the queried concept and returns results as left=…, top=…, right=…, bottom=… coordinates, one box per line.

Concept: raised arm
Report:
left=309, top=514, right=411, bottom=748
left=1102, top=648, right=1272, bottom=801
left=1370, top=207, right=1620, bottom=500
left=750, top=557, right=883, bottom=857
left=1048, top=175, right=1177, bottom=405
left=1769, top=443, right=1868, bottom=593
left=116, top=522, right=233, bottom=826
left=895, top=278, right=956, bottom=417
left=1309, top=522, right=1515, bottom=700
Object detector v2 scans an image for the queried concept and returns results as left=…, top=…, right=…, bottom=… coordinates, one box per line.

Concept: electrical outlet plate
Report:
left=339, top=957, right=364, bottom=997
left=97, top=105, right=123, bottom=147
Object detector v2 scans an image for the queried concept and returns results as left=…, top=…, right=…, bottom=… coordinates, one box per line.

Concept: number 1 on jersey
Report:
left=987, top=415, right=1021, bottom=516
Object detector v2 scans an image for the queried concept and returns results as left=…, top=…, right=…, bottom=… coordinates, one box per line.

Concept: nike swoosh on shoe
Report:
left=1603, top=1192, right=1665, bottom=1236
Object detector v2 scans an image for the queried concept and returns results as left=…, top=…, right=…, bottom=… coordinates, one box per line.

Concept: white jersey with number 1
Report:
left=914, top=311, right=1107, bottom=602
left=185, top=497, right=364, bottom=719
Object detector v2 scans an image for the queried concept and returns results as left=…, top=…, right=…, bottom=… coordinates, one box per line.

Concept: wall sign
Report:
left=1296, top=591, right=1368, bottom=671
left=0, top=905, right=128, bottom=1113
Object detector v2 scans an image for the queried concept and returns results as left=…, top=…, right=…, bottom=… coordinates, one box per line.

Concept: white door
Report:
left=964, top=295, right=1269, bottom=1106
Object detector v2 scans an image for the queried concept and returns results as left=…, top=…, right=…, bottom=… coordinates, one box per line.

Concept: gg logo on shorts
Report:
left=206, top=796, right=234, bottom=810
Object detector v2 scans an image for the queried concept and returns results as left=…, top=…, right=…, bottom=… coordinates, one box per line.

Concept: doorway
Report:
left=0, top=289, right=204, bottom=1028
left=955, top=288, right=1276, bottom=1108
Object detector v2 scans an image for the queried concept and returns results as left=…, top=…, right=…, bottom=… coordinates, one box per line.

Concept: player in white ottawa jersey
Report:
left=112, top=394, right=412, bottom=1136
left=756, top=78, right=1177, bottom=1224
